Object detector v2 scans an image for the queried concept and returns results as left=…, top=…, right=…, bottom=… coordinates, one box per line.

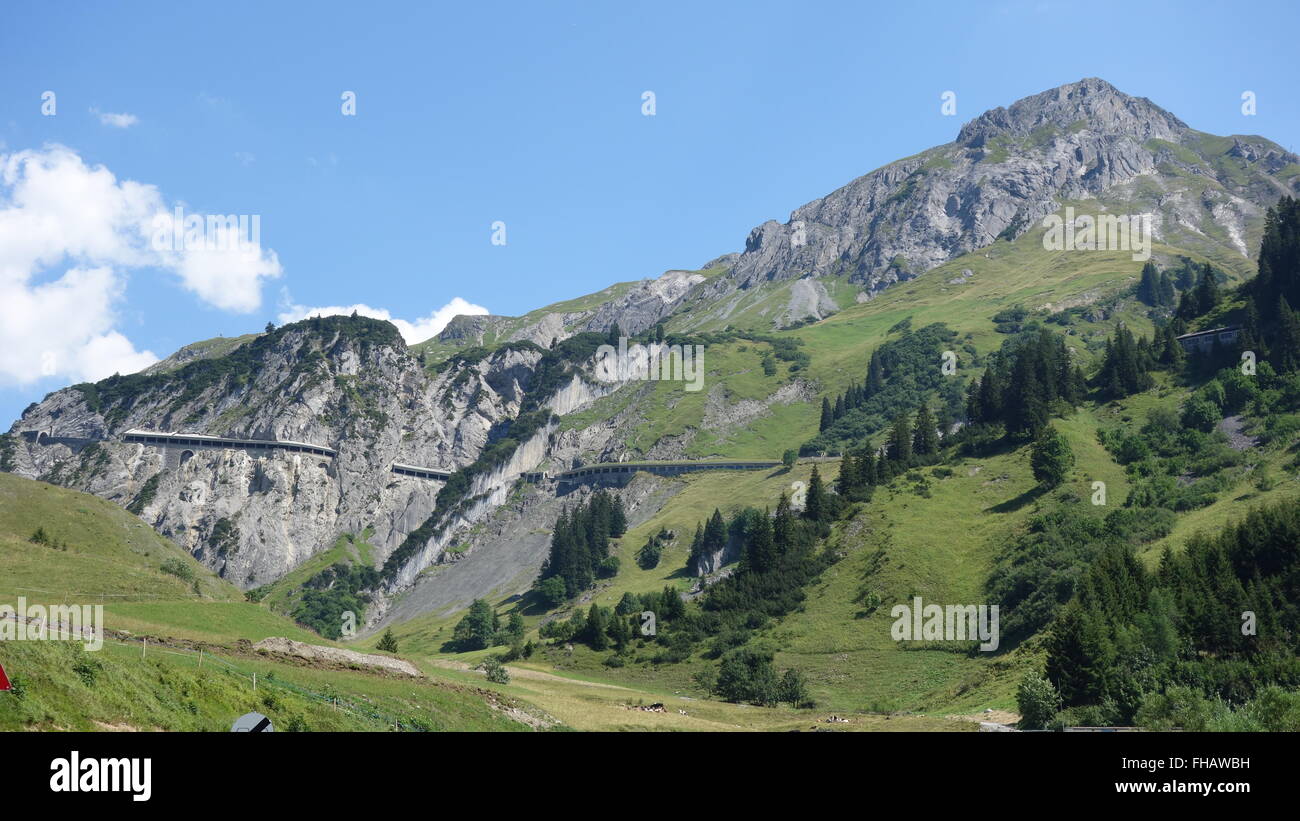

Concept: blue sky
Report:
left=2, top=0, right=1297, bottom=426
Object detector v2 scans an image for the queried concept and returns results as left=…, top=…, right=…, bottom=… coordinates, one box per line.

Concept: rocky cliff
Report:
left=5, top=316, right=547, bottom=588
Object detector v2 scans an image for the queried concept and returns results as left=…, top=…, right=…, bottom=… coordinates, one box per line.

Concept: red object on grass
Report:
left=0, top=663, right=10, bottom=691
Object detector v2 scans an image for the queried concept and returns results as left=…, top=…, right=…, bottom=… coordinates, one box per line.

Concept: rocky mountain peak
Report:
left=957, top=77, right=1187, bottom=147
left=708, top=78, right=1296, bottom=323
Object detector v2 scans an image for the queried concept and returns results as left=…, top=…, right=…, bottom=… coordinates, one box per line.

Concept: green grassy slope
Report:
left=0, top=472, right=239, bottom=602
left=0, top=473, right=546, bottom=731
left=376, top=207, right=1299, bottom=724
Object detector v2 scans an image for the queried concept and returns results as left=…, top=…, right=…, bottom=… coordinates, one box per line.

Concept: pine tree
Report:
left=965, top=377, right=984, bottom=423
left=912, top=405, right=939, bottom=457
left=875, top=452, right=892, bottom=485
left=1195, top=263, right=1220, bottom=315
left=1031, top=424, right=1074, bottom=489
left=1275, top=296, right=1300, bottom=373
left=608, top=495, right=627, bottom=536
left=585, top=603, right=609, bottom=650
left=1240, top=299, right=1264, bottom=358
left=1157, top=324, right=1185, bottom=369
left=860, top=448, right=878, bottom=486
left=687, top=523, right=706, bottom=570
left=698, top=509, right=727, bottom=567
left=866, top=350, right=885, bottom=396
left=773, top=493, right=795, bottom=551
left=887, top=413, right=912, bottom=464
left=976, top=364, right=1004, bottom=424
left=1137, top=261, right=1161, bottom=307
left=836, top=451, right=859, bottom=495
left=744, top=509, right=777, bottom=573
left=805, top=466, right=826, bottom=522
left=1158, top=270, right=1176, bottom=308
left=376, top=628, right=399, bottom=653
left=819, top=397, right=833, bottom=432
left=1008, top=352, right=1047, bottom=436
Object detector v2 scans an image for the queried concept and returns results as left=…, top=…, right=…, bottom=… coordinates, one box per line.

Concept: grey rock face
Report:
left=695, top=78, right=1297, bottom=324
left=6, top=321, right=542, bottom=589
left=578, top=270, right=705, bottom=336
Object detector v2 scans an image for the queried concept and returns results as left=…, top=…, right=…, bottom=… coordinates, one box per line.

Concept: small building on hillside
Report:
left=1176, top=325, right=1241, bottom=354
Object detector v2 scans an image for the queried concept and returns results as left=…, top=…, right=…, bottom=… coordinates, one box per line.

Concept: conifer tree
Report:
left=772, top=493, right=795, bottom=551
left=1275, top=296, right=1300, bottom=373
left=1137, top=261, right=1161, bottom=307
left=912, top=405, right=939, bottom=457
left=866, top=350, right=885, bottom=396
left=744, top=509, right=777, bottom=573
left=805, top=466, right=826, bottom=522
left=1030, top=424, right=1074, bottom=489
left=836, top=451, right=859, bottom=494
left=1194, top=263, right=1220, bottom=315
left=887, top=413, right=912, bottom=464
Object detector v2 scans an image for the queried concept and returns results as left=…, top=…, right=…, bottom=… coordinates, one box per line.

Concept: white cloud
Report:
left=150, top=214, right=282, bottom=312
left=277, top=296, right=490, bottom=345
left=94, top=110, right=139, bottom=128
left=0, top=144, right=284, bottom=385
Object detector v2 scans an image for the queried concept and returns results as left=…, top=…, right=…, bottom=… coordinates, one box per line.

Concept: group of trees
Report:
left=987, top=498, right=1179, bottom=646
left=1243, top=196, right=1300, bottom=375
left=834, top=404, right=946, bottom=498
left=1141, top=198, right=1300, bottom=382
left=1136, top=261, right=1178, bottom=310
left=1135, top=256, right=1223, bottom=319
left=535, top=490, right=627, bottom=603
left=1027, top=495, right=1300, bottom=729
left=540, top=587, right=684, bottom=652
left=1095, top=325, right=1156, bottom=399
left=805, top=323, right=964, bottom=454
left=450, top=598, right=526, bottom=652
left=635, top=528, right=673, bottom=569
left=535, top=481, right=842, bottom=702
left=708, top=647, right=811, bottom=707
left=1174, top=261, right=1223, bottom=321
left=966, top=328, right=1086, bottom=438
left=291, top=561, right=379, bottom=640
left=689, top=471, right=833, bottom=575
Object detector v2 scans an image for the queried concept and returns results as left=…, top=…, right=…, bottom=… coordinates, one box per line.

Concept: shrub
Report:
left=1016, top=671, right=1062, bottom=729
left=481, top=656, right=511, bottom=684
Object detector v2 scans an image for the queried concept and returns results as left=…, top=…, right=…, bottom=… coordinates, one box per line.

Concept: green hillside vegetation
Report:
left=369, top=198, right=1300, bottom=730
left=0, top=633, right=531, bottom=732
left=0, top=472, right=238, bottom=602
left=0, top=473, right=548, bottom=731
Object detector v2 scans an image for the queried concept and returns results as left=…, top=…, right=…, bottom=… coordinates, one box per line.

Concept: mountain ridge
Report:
left=5, top=77, right=1298, bottom=630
